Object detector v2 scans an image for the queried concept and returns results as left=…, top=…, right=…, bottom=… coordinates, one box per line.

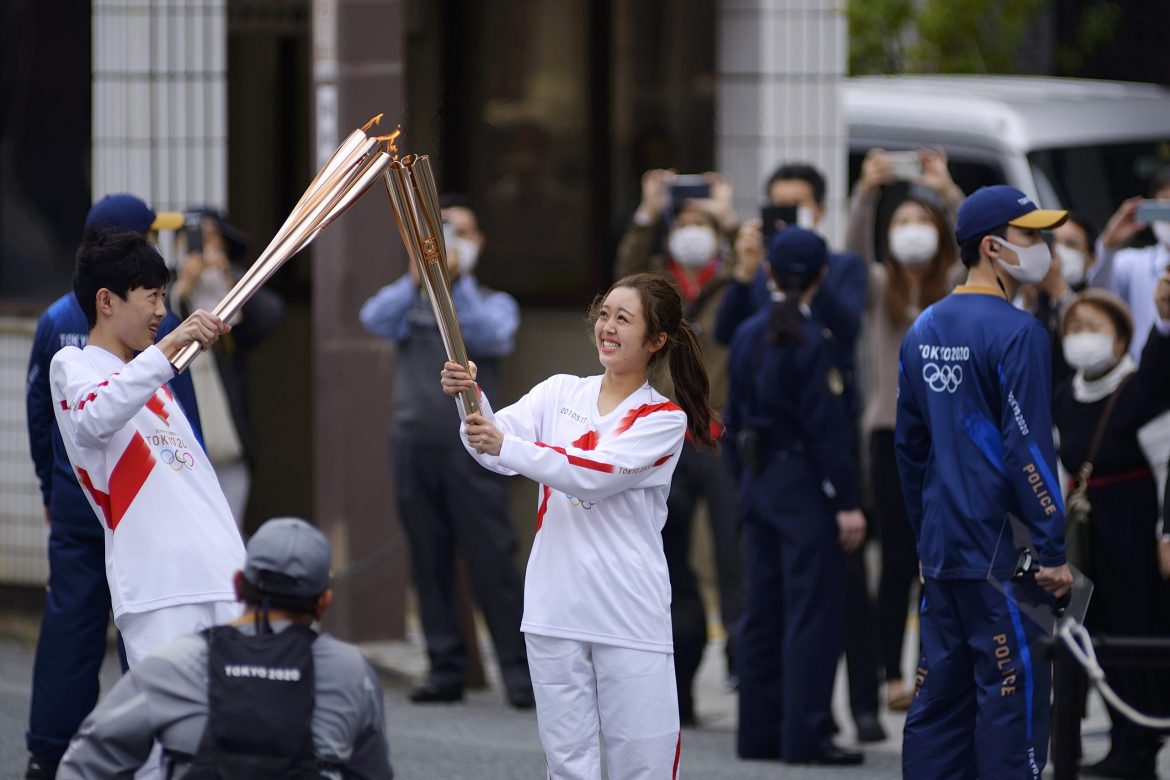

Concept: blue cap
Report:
left=955, top=185, right=1067, bottom=243
left=84, top=194, right=184, bottom=235
left=767, top=226, right=828, bottom=279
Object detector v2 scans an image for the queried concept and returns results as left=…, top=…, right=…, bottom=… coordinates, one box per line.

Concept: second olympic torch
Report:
left=383, top=156, right=480, bottom=415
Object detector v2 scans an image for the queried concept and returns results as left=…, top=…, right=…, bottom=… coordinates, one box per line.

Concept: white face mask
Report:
left=888, top=223, right=939, bottom=267
left=1055, top=244, right=1087, bottom=286
left=668, top=225, right=718, bottom=268
left=1152, top=221, right=1170, bottom=250
left=1063, top=332, right=1117, bottom=376
left=796, top=207, right=816, bottom=230
left=443, top=223, right=479, bottom=274
left=993, top=236, right=1052, bottom=284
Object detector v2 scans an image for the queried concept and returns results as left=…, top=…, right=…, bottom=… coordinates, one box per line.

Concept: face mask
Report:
left=1063, top=332, right=1117, bottom=375
left=1153, top=221, right=1170, bottom=250
left=888, top=223, right=938, bottom=267
left=1056, top=245, right=1087, bottom=286
left=443, top=223, right=479, bottom=274
left=796, top=207, right=816, bottom=230
left=993, top=236, right=1052, bottom=284
left=668, top=225, right=718, bottom=268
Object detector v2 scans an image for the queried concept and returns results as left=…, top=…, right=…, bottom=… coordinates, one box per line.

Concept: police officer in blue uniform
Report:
left=24, top=194, right=202, bottom=780
left=896, top=186, right=1074, bottom=778
left=727, top=227, right=867, bottom=766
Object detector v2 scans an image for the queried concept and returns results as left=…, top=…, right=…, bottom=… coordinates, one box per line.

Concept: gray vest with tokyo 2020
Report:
left=392, top=293, right=499, bottom=443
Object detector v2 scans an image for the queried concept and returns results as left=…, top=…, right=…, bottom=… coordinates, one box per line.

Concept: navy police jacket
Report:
left=895, top=284, right=1066, bottom=579
left=26, top=293, right=203, bottom=527
left=725, top=307, right=859, bottom=512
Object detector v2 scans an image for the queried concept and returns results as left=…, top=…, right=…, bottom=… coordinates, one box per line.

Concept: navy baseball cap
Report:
left=243, top=518, right=332, bottom=598
left=767, top=226, right=828, bottom=279
left=955, top=185, right=1067, bottom=243
left=85, top=194, right=184, bottom=234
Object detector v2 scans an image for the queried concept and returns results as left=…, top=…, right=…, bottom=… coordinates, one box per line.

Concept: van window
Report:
left=1028, top=140, right=1170, bottom=232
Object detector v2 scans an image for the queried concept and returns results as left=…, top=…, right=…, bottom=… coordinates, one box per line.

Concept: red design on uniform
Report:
left=672, top=732, right=682, bottom=778
left=76, top=380, right=111, bottom=411
left=105, top=433, right=157, bottom=531
left=76, top=468, right=112, bottom=528
left=653, top=454, right=673, bottom=467
left=615, top=402, right=683, bottom=435
left=146, top=393, right=170, bottom=425
left=571, top=430, right=600, bottom=451
left=535, top=442, right=615, bottom=473
left=535, top=484, right=552, bottom=531
left=160, top=385, right=174, bottom=401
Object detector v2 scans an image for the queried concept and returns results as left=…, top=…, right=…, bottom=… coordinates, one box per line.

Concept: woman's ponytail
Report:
left=668, top=319, right=718, bottom=448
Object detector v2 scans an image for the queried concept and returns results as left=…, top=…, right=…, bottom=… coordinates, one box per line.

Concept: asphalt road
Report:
left=0, top=622, right=1160, bottom=779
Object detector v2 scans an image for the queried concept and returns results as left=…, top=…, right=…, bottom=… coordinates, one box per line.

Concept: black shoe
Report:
left=506, top=685, right=535, bottom=710
left=409, top=681, right=463, bottom=703
left=795, top=744, right=865, bottom=766
left=26, top=756, right=58, bottom=780
left=854, top=713, right=887, bottom=743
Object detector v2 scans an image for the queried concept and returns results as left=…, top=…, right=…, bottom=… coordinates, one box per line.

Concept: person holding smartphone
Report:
left=1091, top=165, right=1170, bottom=360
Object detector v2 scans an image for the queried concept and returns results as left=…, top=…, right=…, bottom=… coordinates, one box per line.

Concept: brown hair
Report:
left=590, top=273, right=718, bottom=448
left=883, top=195, right=956, bottom=328
left=1061, top=288, right=1134, bottom=351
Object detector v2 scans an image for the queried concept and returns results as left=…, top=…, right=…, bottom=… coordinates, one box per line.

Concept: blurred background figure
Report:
left=359, top=196, right=534, bottom=709
left=614, top=167, right=744, bottom=725
left=717, top=161, right=880, bottom=742
left=728, top=226, right=865, bottom=766
left=845, top=148, right=962, bottom=714
left=1054, top=286, right=1170, bottom=779
left=22, top=194, right=200, bottom=780
left=172, top=208, right=285, bottom=527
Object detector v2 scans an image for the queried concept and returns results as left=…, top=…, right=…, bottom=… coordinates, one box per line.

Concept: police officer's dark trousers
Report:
left=737, top=453, right=844, bottom=761
left=391, top=435, right=531, bottom=693
left=27, top=519, right=118, bottom=763
left=903, top=578, right=1051, bottom=779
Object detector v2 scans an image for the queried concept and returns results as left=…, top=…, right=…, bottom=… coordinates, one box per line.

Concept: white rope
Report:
left=1057, top=619, right=1170, bottom=730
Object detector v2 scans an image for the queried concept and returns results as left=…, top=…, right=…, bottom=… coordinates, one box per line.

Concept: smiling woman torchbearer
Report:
left=440, top=273, right=715, bottom=780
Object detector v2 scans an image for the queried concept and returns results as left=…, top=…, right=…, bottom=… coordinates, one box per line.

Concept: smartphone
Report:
left=761, top=205, right=799, bottom=244
left=887, top=151, right=922, bottom=180
left=184, top=215, right=203, bottom=253
left=669, top=174, right=711, bottom=213
left=1135, top=199, right=1170, bottom=224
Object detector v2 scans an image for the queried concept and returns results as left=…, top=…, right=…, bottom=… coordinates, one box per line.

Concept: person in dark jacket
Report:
left=1054, top=286, right=1170, bottom=778
left=896, top=185, right=1073, bottom=778
left=727, top=227, right=866, bottom=766
left=23, top=194, right=202, bottom=780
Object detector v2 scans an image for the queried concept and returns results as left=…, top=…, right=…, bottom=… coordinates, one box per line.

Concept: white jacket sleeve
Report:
left=455, top=377, right=553, bottom=476
left=50, top=346, right=175, bottom=450
left=496, top=405, right=685, bottom=503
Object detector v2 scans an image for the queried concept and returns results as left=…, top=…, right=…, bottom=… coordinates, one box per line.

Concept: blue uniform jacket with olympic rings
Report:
left=895, top=284, right=1066, bottom=580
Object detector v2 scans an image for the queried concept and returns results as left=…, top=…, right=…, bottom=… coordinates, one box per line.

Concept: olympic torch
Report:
left=383, top=155, right=480, bottom=415
left=169, top=117, right=398, bottom=373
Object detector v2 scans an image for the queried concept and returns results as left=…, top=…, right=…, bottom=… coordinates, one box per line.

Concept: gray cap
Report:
left=243, top=518, right=331, bottom=598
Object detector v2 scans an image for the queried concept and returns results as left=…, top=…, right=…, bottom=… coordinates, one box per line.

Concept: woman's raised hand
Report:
left=440, top=360, right=477, bottom=397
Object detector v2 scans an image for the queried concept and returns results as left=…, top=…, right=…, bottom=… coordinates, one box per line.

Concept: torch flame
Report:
left=361, top=113, right=385, bottom=132
left=376, top=126, right=402, bottom=159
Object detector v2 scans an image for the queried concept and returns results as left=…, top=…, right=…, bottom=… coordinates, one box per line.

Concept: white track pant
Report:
left=525, top=633, right=681, bottom=780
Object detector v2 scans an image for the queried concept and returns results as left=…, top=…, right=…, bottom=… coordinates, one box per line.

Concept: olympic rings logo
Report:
left=567, top=495, right=596, bottom=510
left=161, top=448, right=196, bottom=470
left=922, top=362, right=963, bottom=393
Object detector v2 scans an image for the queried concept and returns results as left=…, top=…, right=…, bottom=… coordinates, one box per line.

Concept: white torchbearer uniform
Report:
left=49, top=345, right=244, bottom=661
left=458, top=374, right=685, bottom=780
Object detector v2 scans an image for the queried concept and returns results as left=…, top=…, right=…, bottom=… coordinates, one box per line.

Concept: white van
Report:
left=844, top=75, right=1170, bottom=232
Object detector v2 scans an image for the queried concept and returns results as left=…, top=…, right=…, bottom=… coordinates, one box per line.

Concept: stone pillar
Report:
left=310, top=0, right=407, bottom=642
left=92, top=0, right=227, bottom=211
left=716, top=0, right=848, bottom=244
